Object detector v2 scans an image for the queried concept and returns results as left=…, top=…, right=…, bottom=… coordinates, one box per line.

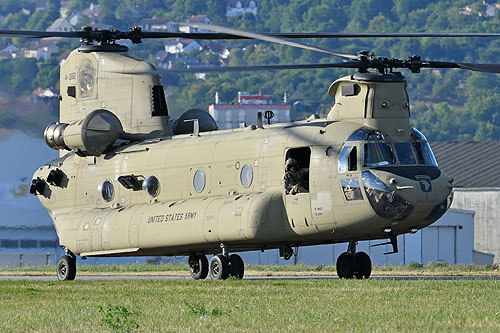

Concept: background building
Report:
left=209, top=91, right=291, bottom=129
left=431, top=141, right=500, bottom=263
left=238, top=208, right=489, bottom=266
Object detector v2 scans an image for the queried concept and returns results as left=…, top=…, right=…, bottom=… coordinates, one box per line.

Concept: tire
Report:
left=188, top=255, right=209, bottom=280
left=57, top=255, right=76, bottom=281
left=336, top=252, right=355, bottom=279
left=209, top=254, right=230, bottom=280
left=229, top=254, right=244, bottom=279
left=355, top=251, right=372, bottom=279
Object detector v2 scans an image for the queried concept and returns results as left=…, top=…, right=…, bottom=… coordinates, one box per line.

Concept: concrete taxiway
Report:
left=0, top=275, right=498, bottom=281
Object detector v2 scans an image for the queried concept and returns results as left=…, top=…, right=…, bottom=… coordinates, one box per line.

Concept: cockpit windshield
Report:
left=394, top=142, right=417, bottom=165
left=363, top=143, right=396, bottom=167
left=344, top=127, right=438, bottom=168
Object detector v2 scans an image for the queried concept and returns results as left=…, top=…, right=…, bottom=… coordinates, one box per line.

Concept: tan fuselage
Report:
left=34, top=118, right=452, bottom=257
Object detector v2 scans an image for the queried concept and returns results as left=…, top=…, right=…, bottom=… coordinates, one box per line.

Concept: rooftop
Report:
left=430, top=141, right=500, bottom=188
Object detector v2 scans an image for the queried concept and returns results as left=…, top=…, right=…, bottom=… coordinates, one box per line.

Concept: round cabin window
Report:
left=193, top=169, right=206, bottom=193
left=240, top=164, right=253, bottom=188
left=142, top=174, right=160, bottom=197
left=98, top=180, right=114, bottom=202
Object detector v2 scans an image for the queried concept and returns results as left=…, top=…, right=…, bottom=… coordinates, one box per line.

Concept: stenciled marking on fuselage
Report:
left=146, top=212, right=198, bottom=224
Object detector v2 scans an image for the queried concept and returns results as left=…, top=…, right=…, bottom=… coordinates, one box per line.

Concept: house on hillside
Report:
left=0, top=45, right=21, bottom=59
left=31, top=88, right=59, bottom=102
left=179, top=15, right=213, bottom=33
left=226, top=0, right=258, bottom=17
left=24, top=41, right=59, bottom=61
left=165, top=39, right=201, bottom=55
left=139, top=18, right=177, bottom=32
left=67, top=12, right=85, bottom=27
left=47, top=17, right=75, bottom=32
left=431, top=141, right=500, bottom=263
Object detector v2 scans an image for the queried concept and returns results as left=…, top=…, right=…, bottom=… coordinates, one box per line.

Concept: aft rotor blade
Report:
left=178, top=22, right=359, bottom=61
left=423, top=61, right=500, bottom=73
left=116, top=61, right=363, bottom=75
left=275, top=32, right=500, bottom=38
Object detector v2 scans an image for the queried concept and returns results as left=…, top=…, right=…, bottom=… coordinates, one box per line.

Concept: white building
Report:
left=139, top=18, right=177, bottom=32
left=226, top=0, right=258, bottom=17
left=179, top=15, right=213, bottom=33
left=24, top=41, right=59, bottom=61
left=164, top=39, right=201, bottom=55
left=0, top=131, right=62, bottom=267
left=46, top=17, right=75, bottom=32
left=209, top=91, right=291, bottom=129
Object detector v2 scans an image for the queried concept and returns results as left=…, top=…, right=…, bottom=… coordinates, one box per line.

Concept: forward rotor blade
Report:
left=423, top=61, right=500, bottom=73
left=3, top=29, right=500, bottom=41
left=0, top=29, right=86, bottom=38
left=116, top=61, right=363, bottom=75
left=179, top=22, right=359, bottom=60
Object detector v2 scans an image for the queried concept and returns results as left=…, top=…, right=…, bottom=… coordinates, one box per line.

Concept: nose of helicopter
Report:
left=365, top=167, right=454, bottom=224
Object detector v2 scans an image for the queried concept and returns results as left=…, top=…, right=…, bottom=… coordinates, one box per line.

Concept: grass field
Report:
left=0, top=279, right=499, bottom=331
left=1, top=263, right=499, bottom=277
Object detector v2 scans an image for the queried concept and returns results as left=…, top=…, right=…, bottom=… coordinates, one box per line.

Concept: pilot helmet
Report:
left=285, top=158, right=298, bottom=170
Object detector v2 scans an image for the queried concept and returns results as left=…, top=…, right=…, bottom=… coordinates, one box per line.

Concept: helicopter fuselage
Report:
left=33, top=118, right=453, bottom=258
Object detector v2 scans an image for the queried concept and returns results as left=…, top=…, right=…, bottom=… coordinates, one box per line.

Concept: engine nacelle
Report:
left=44, top=109, right=123, bottom=156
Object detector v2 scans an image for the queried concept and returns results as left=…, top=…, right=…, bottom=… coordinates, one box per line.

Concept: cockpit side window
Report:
left=348, top=146, right=357, bottom=171
left=413, top=142, right=438, bottom=166
left=338, top=146, right=357, bottom=172
left=411, top=128, right=438, bottom=166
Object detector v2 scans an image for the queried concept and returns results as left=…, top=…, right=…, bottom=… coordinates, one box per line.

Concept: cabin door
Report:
left=283, top=147, right=313, bottom=234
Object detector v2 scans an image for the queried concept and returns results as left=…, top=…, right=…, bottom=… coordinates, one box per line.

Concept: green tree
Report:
left=32, top=58, right=60, bottom=90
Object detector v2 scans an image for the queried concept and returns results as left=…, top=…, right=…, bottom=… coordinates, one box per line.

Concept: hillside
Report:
left=1, top=0, right=500, bottom=141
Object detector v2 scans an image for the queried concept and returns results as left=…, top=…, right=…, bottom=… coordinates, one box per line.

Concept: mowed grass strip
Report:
left=1, top=263, right=498, bottom=276
left=0, top=279, right=498, bottom=331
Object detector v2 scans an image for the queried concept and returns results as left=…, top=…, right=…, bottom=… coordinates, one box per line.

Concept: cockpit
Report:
left=339, top=128, right=438, bottom=172
left=337, top=127, right=442, bottom=221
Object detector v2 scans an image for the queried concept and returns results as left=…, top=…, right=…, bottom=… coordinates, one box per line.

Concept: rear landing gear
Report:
left=209, top=253, right=245, bottom=280
left=57, top=255, right=76, bottom=281
left=188, top=249, right=245, bottom=280
left=188, top=254, right=209, bottom=280
left=336, top=241, right=372, bottom=279
left=209, top=254, right=230, bottom=280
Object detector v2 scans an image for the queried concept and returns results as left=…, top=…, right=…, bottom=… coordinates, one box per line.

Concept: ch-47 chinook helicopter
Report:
left=2, top=23, right=499, bottom=281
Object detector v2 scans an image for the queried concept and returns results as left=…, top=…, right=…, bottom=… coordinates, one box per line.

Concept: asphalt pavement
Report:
left=0, top=275, right=498, bottom=281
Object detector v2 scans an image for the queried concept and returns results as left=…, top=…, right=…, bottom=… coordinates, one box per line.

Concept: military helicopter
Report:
left=1, top=24, right=499, bottom=281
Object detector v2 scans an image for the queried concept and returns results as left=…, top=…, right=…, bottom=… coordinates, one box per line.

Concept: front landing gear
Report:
left=57, top=255, right=76, bottom=281
left=336, top=241, right=372, bottom=279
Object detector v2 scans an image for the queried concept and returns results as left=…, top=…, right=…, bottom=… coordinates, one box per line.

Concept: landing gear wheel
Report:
left=336, top=252, right=355, bottom=279
left=188, top=255, right=209, bottom=280
left=57, top=255, right=76, bottom=281
left=355, top=251, right=372, bottom=279
left=209, top=254, right=230, bottom=280
left=229, top=254, right=244, bottom=279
